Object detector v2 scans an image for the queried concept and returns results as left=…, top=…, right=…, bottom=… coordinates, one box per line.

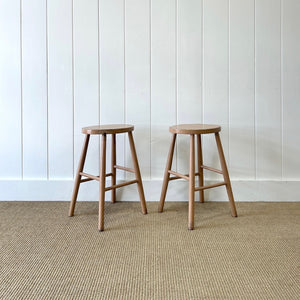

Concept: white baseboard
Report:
left=0, top=179, right=299, bottom=202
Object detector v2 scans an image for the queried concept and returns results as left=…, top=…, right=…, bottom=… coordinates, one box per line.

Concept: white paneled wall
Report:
left=0, top=0, right=299, bottom=201
left=0, top=0, right=22, bottom=179
left=229, top=0, right=255, bottom=179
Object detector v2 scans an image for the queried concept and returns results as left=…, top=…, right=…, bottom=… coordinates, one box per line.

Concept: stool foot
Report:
left=188, top=134, right=195, bottom=231
left=69, top=134, right=90, bottom=217
left=159, top=134, right=177, bottom=212
left=99, top=134, right=107, bottom=232
left=128, top=131, right=148, bottom=215
left=215, top=132, right=237, bottom=217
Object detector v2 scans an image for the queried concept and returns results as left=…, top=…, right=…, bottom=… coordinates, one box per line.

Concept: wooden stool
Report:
left=159, top=124, right=237, bottom=230
left=69, top=124, right=147, bottom=231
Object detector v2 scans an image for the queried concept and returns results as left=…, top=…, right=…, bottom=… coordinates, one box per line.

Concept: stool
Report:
left=69, top=124, right=147, bottom=231
left=159, top=124, right=237, bottom=230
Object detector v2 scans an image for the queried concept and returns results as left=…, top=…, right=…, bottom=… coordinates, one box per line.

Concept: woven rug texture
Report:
left=0, top=201, right=299, bottom=299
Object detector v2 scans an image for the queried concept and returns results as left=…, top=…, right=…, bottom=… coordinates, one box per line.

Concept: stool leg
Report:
left=99, top=134, right=107, bottom=231
left=111, top=134, right=116, bottom=203
left=215, top=132, right=237, bottom=217
left=69, top=134, right=90, bottom=217
left=128, top=131, right=147, bottom=214
left=197, top=134, right=204, bottom=203
left=189, top=134, right=195, bottom=230
left=159, top=133, right=177, bottom=212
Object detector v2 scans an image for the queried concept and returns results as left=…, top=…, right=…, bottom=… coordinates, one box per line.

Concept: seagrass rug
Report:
left=0, top=201, right=299, bottom=299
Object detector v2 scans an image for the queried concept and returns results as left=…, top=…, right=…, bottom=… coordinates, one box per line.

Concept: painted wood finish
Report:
left=0, top=0, right=299, bottom=190
left=0, top=0, right=22, bottom=179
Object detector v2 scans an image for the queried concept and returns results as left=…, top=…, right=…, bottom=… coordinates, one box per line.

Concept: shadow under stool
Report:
left=159, top=124, right=237, bottom=230
left=69, top=124, right=147, bottom=231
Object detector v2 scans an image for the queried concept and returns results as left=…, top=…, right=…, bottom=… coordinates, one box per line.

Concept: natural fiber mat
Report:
left=0, top=201, right=299, bottom=299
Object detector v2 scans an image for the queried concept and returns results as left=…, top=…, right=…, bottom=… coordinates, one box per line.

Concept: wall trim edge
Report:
left=0, top=179, right=299, bottom=202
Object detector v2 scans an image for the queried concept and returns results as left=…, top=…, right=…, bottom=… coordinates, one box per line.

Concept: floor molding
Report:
left=0, top=179, right=299, bottom=201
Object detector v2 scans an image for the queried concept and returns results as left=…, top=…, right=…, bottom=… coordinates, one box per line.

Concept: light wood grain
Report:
left=170, top=124, right=221, bottom=135
left=201, top=165, right=223, bottom=174
left=128, top=131, right=147, bottom=215
left=70, top=125, right=147, bottom=231
left=168, top=170, right=189, bottom=181
left=159, top=134, right=177, bottom=212
left=82, top=124, right=134, bottom=135
left=114, top=165, right=135, bottom=173
left=197, top=134, right=204, bottom=203
left=99, top=134, right=107, bottom=231
left=188, top=134, right=195, bottom=230
left=111, top=134, right=116, bottom=203
left=160, top=125, right=237, bottom=229
left=105, top=180, right=138, bottom=192
left=69, top=134, right=90, bottom=217
left=194, top=182, right=226, bottom=191
left=215, top=132, right=237, bottom=217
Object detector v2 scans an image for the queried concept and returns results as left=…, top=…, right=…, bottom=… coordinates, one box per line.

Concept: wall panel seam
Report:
left=175, top=0, right=178, bottom=172
left=20, top=0, right=24, bottom=180
left=201, top=0, right=204, bottom=124
left=280, top=0, right=283, bottom=180
left=123, top=0, right=127, bottom=176
left=72, top=0, right=75, bottom=179
left=98, top=0, right=101, bottom=163
left=46, top=0, right=49, bottom=180
left=149, top=0, right=152, bottom=179
left=228, top=0, right=231, bottom=167
left=254, top=0, right=257, bottom=180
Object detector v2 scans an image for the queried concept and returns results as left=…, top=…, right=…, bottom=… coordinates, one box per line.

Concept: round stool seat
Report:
left=169, top=124, right=221, bottom=135
left=82, top=124, right=134, bottom=135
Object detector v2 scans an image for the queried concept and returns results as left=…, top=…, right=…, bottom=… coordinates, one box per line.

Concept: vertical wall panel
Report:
left=282, top=0, right=300, bottom=179
left=22, top=0, right=47, bottom=179
left=229, top=0, right=255, bottom=179
left=1, top=0, right=300, bottom=202
left=255, top=0, right=281, bottom=179
left=47, top=0, right=73, bottom=179
left=73, top=0, right=99, bottom=177
left=0, top=0, right=22, bottom=179
left=125, top=0, right=151, bottom=179
left=100, top=0, right=125, bottom=180
left=151, top=0, right=176, bottom=179
left=203, top=0, right=229, bottom=179
left=177, top=0, right=202, bottom=174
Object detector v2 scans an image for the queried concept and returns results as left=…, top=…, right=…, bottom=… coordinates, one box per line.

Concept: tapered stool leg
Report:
left=128, top=131, right=147, bottom=215
left=159, top=134, right=177, bottom=212
left=99, top=134, right=107, bottom=231
left=197, top=134, right=204, bottom=203
left=215, top=132, right=237, bottom=217
left=111, top=134, right=116, bottom=203
left=69, top=134, right=90, bottom=217
left=189, top=134, right=195, bottom=230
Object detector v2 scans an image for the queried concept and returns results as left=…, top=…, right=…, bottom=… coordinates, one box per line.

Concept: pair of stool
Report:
left=69, top=124, right=237, bottom=231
